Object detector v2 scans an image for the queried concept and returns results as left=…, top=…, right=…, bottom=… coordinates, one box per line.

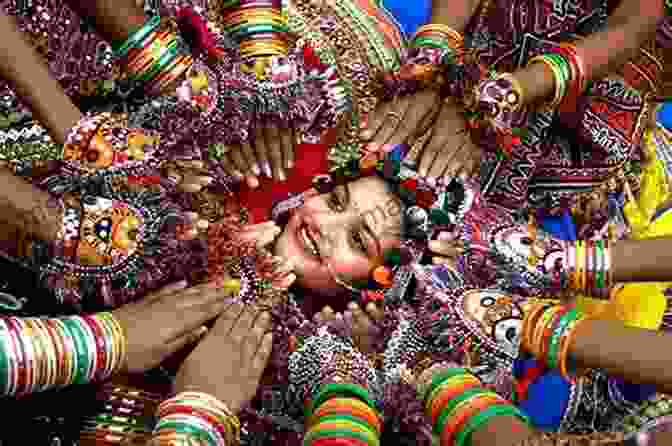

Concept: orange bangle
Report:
left=533, top=307, right=559, bottom=357
left=441, top=395, right=502, bottom=446
left=539, top=306, right=569, bottom=363
left=558, top=317, right=590, bottom=381
left=429, top=379, right=481, bottom=421
left=522, top=303, right=547, bottom=352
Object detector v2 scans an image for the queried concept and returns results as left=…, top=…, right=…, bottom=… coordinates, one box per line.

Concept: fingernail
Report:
left=360, top=130, right=372, bottom=139
left=186, top=212, right=199, bottom=220
left=279, top=170, right=286, bottom=181
left=252, top=164, right=261, bottom=176
left=247, top=176, right=260, bottom=188
left=280, top=273, right=296, bottom=289
left=437, top=231, right=453, bottom=241
left=195, top=326, right=208, bottom=338
left=196, top=219, right=209, bottom=230
left=287, top=159, right=294, bottom=169
left=262, top=162, right=272, bottom=178
left=174, top=280, right=188, bottom=289
left=429, top=240, right=443, bottom=251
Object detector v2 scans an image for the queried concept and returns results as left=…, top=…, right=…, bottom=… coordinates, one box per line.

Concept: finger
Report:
left=228, top=145, right=254, bottom=176
left=274, top=273, right=296, bottom=290
left=148, top=280, right=189, bottom=300
left=244, top=311, right=271, bottom=360
left=214, top=302, right=246, bottom=336
left=251, top=332, right=273, bottom=374
left=255, top=225, right=282, bottom=249
left=387, top=91, right=439, bottom=146
left=432, top=256, right=457, bottom=269
left=254, top=128, right=272, bottom=179
left=364, top=302, right=384, bottom=322
left=280, top=127, right=294, bottom=170
left=264, top=126, right=284, bottom=181
left=162, top=325, right=209, bottom=356
left=240, top=142, right=261, bottom=177
left=441, top=141, right=468, bottom=179
left=219, top=153, right=244, bottom=181
left=175, top=160, right=206, bottom=170
left=233, top=306, right=257, bottom=337
left=428, top=239, right=463, bottom=257
left=321, top=306, right=335, bottom=318
left=371, top=98, right=409, bottom=146
left=360, top=101, right=392, bottom=141
left=165, top=168, right=184, bottom=186
left=418, top=133, right=445, bottom=177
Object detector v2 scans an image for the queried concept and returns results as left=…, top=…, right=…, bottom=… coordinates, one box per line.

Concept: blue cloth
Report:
left=539, top=211, right=577, bottom=241
left=658, top=102, right=672, bottom=131
left=382, top=0, right=432, bottom=36
left=515, top=359, right=571, bottom=431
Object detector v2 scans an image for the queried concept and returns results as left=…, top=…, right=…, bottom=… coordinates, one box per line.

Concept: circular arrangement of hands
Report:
left=166, top=89, right=483, bottom=192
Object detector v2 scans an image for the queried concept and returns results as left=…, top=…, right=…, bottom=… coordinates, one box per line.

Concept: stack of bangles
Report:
left=411, top=24, right=464, bottom=62
left=526, top=42, right=586, bottom=111
left=521, top=304, right=590, bottom=382
left=113, top=15, right=194, bottom=95
left=153, top=391, right=241, bottom=446
left=0, top=313, right=126, bottom=397
left=303, top=383, right=382, bottom=446
left=218, top=0, right=290, bottom=59
left=556, top=240, right=613, bottom=299
left=416, top=367, right=529, bottom=446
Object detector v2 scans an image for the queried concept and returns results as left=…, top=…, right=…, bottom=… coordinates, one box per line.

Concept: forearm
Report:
left=62, top=0, right=145, bottom=43
left=570, top=319, right=672, bottom=394
left=611, top=239, right=672, bottom=282
left=0, top=168, right=60, bottom=241
left=513, top=0, right=664, bottom=106
left=430, top=0, right=479, bottom=33
left=0, top=13, right=81, bottom=144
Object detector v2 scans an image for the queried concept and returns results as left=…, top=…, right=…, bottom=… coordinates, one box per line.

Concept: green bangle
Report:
left=0, top=321, right=10, bottom=394
left=61, top=318, right=91, bottom=385
left=318, top=414, right=379, bottom=436
left=308, top=383, right=376, bottom=418
left=435, top=388, right=493, bottom=434
left=596, top=240, right=604, bottom=290
left=113, top=15, right=162, bottom=57
left=425, top=368, right=469, bottom=402
left=157, top=421, right=216, bottom=446
left=547, top=309, right=578, bottom=369
left=136, top=40, right=182, bottom=83
left=413, top=36, right=451, bottom=51
left=304, top=427, right=376, bottom=446
left=455, top=404, right=529, bottom=446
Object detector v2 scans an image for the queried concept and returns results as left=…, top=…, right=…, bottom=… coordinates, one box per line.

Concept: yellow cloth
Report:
left=577, top=127, right=670, bottom=330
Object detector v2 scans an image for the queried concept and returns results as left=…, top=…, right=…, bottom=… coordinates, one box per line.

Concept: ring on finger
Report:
left=386, top=111, right=403, bottom=122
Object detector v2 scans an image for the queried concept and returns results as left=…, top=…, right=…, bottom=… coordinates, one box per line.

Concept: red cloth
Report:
left=237, top=130, right=336, bottom=222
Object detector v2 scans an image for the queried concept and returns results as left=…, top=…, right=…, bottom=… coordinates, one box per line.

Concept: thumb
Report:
left=163, top=325, right=209, bottom=356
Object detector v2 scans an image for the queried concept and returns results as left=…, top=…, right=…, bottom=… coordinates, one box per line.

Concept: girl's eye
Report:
left=328, top=192, right=344, bottom=212
left=352, top=231, right=367, bottom=253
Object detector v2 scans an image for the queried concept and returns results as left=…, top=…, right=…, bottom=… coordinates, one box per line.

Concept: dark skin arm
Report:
left=570, top=319, right=672, bottom=394
left=62, top=0, right=145, bottom=44
left=0, top=13, right=81, bottom=145
left=515, top=0, right=664, bottom=105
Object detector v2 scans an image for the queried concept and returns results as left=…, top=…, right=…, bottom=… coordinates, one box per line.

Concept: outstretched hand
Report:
left=112, top=280, right=240, bottom=374
left=175, top=303, right=274, bottom=413
left=360, top=89, right=441, bottom=148
left=416, top=98, right=482, bottom=179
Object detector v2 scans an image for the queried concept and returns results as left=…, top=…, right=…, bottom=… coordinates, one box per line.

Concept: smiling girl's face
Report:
left=273, top=176, right=402, bottom=296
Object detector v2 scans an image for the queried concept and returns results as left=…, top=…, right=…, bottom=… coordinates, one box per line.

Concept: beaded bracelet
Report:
left=154, top=391, right=240, bottom=446
left=0, top=314, right=125, bottom=397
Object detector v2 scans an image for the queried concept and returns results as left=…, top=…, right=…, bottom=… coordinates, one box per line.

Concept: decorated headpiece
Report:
left=308, top=143, right=477, bottom=305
